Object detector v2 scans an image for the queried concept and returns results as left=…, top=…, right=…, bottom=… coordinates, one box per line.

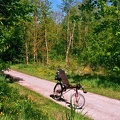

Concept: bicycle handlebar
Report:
left=81, top=86, right=87, bottom=93
left=76, top=84, right=87, bottom=93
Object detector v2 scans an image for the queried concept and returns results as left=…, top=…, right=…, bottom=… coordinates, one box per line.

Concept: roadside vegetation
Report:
left=0, top=0, right=120, bottom=119
left=11, top=63, right=120, bottom=100
left=0, top=0, right=120, bottom=120
left=0, top=0, right=120, bottom=100
left=0, top=75, right=91, bottom=120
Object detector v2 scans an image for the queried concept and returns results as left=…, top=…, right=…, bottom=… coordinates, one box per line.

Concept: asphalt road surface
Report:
left=4, top=69, right=120, bottom=120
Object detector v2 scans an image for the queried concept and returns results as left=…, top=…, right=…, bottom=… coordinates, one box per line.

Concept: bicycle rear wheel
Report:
left=53, top=83, right=62, bottom=100
left=70, top=93, right=85, bottom=109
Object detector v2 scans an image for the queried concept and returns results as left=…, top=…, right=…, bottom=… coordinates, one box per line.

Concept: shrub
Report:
left=0, top=78, right=49, bottom=120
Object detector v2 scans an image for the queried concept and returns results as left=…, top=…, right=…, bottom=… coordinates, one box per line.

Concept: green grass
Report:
left=11, top=64, right=56, bottom=82
left=0, top=76, right=91, bottom=120
left=11, top=64, right=120, bottom=100
left=80, top=79, right=120, bottom=100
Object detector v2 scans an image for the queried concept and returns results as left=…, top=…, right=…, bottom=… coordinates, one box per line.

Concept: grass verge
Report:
left=11, top=64, right=120, bottom=100
left=0, top=75, right=91, bottom=120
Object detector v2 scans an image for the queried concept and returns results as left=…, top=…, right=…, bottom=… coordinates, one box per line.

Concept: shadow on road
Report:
left=4, top=73, right=24, bottom=83
left=50, top=94, right=82, bottom=109
left=50, top=94, right=70, bottom=105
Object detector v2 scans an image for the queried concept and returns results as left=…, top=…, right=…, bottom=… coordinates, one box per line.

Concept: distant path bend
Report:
left=4, top=69, right=120, bottom=120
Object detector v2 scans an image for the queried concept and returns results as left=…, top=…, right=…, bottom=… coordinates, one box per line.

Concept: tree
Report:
left=78, top=0, right=120, bottom=75
left=0, top=0, right=34, bottom=70
left=61, top=0, right=79, bottom=65
left=38, top=0, right=52, bottom=65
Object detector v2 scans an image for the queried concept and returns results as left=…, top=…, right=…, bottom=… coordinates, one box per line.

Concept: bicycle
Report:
left=53, top=69, right=87, bottom=109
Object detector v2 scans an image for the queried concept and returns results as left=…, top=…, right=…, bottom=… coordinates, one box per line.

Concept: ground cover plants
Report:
left=0, top=76, right=50, bottom=120
left=0, top=76, right=91, bottom=120
left=11, top=63, right=120, bottom=100
left=1, top=0, right=119, bottom=119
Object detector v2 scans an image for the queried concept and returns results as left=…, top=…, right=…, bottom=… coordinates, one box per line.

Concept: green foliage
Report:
left=0, top=60, right=9, bottom=73
left=0, top=0, right=120, bottom=80
left=0, top=0, right=34, bottom=25
left=0, top=76, right=90, bottom=120
left=78, top=0, right=120, bottom=75
left=1, top=25, right=25, bottom=63
left=0, top=78, right=51, bottom=120
left=0, top=0, right=34, bottom=65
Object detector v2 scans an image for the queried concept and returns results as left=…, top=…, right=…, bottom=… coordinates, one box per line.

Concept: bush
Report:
left=0, top=78, right=49, bottom=120
left=0, top=60, right=9, bottom=73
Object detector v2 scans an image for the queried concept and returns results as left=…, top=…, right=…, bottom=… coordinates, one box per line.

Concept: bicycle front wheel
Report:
left=70, top=93, right=85, bottom=109
left=53, top=83, right=62, bottom=100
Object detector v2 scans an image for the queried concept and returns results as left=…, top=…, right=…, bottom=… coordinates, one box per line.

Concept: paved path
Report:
left=4, top=70, right=120, bottom=120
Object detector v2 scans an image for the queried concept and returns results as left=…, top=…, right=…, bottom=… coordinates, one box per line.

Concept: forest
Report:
left=0, top=0, right=120, bottom=79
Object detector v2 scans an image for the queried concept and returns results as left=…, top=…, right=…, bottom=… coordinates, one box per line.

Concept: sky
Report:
left=49, top=0, right=82, bottom=11
left=49, top=0, right=62, bottom=11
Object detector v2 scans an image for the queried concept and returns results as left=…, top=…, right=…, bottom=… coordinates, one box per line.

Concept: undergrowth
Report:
left=11, top=64, right=120, bottom=100
left=0, top=76, right=91, bottom=120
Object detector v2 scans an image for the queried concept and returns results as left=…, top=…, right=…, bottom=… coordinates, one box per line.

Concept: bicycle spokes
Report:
left=71, top=93, right=85, bottom=109
left=53, top=83, right=62, bottom=100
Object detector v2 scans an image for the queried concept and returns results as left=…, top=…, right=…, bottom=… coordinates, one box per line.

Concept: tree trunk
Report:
left=33, top=29, right=37, bottom=63
left=66, top=22, right=76, bottom=64
left=45, top=23, right=49, bottom=65
left=25, top=41, right=29, bottom=65
left=43, top=14, right=49, bottom=65
left=33, top=12, right=38, bottom=63
left=65, top=9, right=70, bottom=64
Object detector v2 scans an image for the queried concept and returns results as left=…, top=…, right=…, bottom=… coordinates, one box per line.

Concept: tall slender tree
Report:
left=38, top=0, right=52, bottom=65
left=61, top=0, right=78, bottom=65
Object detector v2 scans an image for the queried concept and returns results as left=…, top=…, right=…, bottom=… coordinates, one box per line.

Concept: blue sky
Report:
left=49, top=0, right=82, bottom=11
left=49, top=0, right=61, bottom=11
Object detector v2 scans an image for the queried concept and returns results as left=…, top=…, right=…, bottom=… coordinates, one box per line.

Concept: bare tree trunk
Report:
left=82, top=23, right=88, bottom=49
left=65, top=9, right=70, bottom=64
left=25, top=41, right=29, bottom=65
left=33, top=12, right=38, bottom=63
left=66, top=21, right=76, bottom=64
left=33, top=29, right=37, bottom=63
left=23, top=22, right=29, bottom=65
left=44, top=20, right=49, bottom=65
left=45, top=39, right=49, bottom=65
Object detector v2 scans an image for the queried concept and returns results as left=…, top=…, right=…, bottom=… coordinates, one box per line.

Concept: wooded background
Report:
left=0, top=0, right=120, bottom=77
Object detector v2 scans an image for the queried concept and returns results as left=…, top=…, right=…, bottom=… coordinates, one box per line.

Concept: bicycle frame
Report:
left=53, top=69, right=87, bottom=109
left=54, top=80, right=84, bottom=96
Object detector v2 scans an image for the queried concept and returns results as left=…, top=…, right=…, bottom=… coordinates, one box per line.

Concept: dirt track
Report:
left=4, top=69, right=120, bottom=120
